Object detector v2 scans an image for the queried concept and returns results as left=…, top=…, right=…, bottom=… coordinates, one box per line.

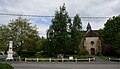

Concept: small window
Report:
left=91, top=41, right=94, bottom=45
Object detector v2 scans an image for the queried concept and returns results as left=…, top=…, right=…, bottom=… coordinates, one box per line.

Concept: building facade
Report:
left=81, top=23, right=102, bottom=55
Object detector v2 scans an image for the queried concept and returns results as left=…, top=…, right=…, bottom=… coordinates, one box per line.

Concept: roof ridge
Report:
left=84, top=29, right=99, bottom=37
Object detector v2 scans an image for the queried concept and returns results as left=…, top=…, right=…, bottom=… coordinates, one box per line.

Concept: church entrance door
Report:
left=91, top=48, right=95, bottom=55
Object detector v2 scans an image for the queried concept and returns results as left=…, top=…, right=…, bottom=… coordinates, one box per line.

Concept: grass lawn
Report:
left=0, top=63, right=13, bottom=69
left=99, top=56, right=110, bottom=61
left=69, top=55, right=93, bottom=59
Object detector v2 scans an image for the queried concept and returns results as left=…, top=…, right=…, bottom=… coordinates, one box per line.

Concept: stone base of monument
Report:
left=6, top=41, right=14, bottom=61
left=6, top=51, right=14, bottom=61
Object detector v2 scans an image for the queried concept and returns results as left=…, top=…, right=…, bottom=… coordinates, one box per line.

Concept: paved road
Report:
left=10, top=62, right=120, bottom=69
left=95, top=56, right=105, bottom=62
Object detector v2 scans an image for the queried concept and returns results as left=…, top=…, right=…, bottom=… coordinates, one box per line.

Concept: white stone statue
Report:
left=6, top=41, right=13, bottom=60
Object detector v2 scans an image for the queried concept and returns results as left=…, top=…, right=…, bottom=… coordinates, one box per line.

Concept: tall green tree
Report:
left=71, top=14, right=82, bottom=53
left=47, top=4, right=71, bottom=55
left=102, top=15, right=120, bottom=55
left=47, top=4, right=82, bottom=56
left=8, top=17, right=38, bottom=56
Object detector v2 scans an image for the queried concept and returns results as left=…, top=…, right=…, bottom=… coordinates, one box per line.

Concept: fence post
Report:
left=37, top=58, right=38, bottom=62
left=62, top=58, right=64, bottom=62
left=49, top=58, right=51, bottom=62
left=25, top=58, right=26, bottom=62
left=93, top=57, right=96, bottom=61
left=75, top=58, right=77, bottom=62
left=19, top=56, right=21, bottom=61
left=109, top=58, right=110, bottom=61
left=89, top=58, right=90, bottom=62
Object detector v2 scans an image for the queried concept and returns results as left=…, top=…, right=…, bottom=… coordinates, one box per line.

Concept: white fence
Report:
left=109, top=58, right=120, bottom=62
left=25, top=57, right=95, bottom=62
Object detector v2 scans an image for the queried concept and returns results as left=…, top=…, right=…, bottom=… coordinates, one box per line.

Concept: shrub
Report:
left=21, top=51, right=36, bottom=58
left=79, top=50, right=89, bottom=56
left=0, top=63, right=13, bottom=69
left=102, top=45, right=115, bottom=56
left=116, top=50, right=120, bottom=56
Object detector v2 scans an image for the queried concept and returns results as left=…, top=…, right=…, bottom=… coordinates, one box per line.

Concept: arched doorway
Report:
left=91, top=48, right=95, bottom=55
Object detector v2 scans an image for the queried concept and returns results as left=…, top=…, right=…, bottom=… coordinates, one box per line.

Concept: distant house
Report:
left=80, top=23, right=102, bottom=55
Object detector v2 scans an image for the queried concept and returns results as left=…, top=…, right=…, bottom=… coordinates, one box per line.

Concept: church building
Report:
left=81, top=23, right=102, bottom=55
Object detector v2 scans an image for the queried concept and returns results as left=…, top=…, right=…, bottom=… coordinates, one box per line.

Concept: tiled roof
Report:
left=84, top=29, right=99, bottom=37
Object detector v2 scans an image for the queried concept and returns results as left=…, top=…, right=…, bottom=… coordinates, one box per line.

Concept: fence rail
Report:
left=109, top=58, right=120, bottom=62
left=25, top=57, right=95, bottom=62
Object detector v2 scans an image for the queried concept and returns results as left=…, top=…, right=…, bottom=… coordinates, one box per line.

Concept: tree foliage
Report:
left=36, top=37, right=48, bottom=51
left=47, top=4, right=71, bottom=55
left=47, top=4, right=82, bottom=56
left=102, top=15, right=120, bottom=55
left=71, top=14, right=82, bottom=53
left=8, top=17, right=38, bottom=56
left=0, top=25, right=10, bottom=51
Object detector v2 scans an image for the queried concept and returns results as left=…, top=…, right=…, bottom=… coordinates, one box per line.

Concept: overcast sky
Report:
left=0, top=0, right=120, bottom=37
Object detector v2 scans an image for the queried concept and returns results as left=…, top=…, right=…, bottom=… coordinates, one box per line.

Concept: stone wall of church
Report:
left=84, top=37, right=101, bottom=55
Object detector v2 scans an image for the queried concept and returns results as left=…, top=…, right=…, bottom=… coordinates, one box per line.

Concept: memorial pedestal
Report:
left=6, top=41, right=13, bottom=60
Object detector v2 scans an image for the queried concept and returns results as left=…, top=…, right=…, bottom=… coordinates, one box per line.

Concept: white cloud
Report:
left=0, top=0, right=120, bottom=37
left=36, top=23, right=49, bottom=37
left=29, top=17, right=51, bottom=37
left=82, top=18, right=109, bottom=30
